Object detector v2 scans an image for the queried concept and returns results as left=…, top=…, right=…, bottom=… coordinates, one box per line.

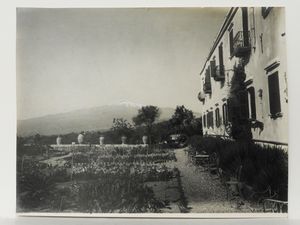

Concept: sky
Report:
left=17, top=8, right=228, bottom=120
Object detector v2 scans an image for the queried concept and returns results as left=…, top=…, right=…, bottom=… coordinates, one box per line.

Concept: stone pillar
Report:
left=99, top=136, right=105, bottom=145
left=56, top=136, right=62, bottom=145
left=142, top=135, right=148, bottom=145
left=78, top=133, right=84, bottom=144
left=121, top=135, right=127, bottom=145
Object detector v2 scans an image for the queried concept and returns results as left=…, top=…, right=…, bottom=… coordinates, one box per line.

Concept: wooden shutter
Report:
left=210, top=60, right=216, bottom=78
left=242, top=7, right=249, bottom=47
left=229, top=30, right=234, bottom=56
left=218, top=44, right=224, bottom=68
left=238, top=90, right=250, bottom=119
left=268, top=72, right=281, bottom=116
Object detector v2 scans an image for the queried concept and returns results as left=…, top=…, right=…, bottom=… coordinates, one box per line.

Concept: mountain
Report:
left=17, top=103, right=191, bottom=137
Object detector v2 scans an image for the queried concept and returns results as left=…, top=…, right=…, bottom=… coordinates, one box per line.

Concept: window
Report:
left=218, top=44, right=224, bottom=68
left=238, top=90, right=250, bottom=119
left=268, top=72, right=282, bottom=118
left=229, top=29, right=234, bottom=57
left=247, top=87, right=256, bottom=119
left=210, top=59, right=216, bottom=78
left=215, top=108, right=220, bottom=128
left=242, top=7, right=250, bottom=47
left=222, top=103, right=228, bottom=125
left=207, top=111, right=214, bottom=128
left=262, top=7, right=272, bottom=19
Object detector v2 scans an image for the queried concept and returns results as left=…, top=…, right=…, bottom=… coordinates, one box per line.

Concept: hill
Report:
left=17, top=103, right=197, bottom=136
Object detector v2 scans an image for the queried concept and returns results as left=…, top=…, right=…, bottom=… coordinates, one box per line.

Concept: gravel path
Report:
left=171, top=148, right=255, bottom=213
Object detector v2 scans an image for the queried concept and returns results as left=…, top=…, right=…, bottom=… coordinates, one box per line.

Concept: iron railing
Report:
left=233, top=31, right=251, bottom=57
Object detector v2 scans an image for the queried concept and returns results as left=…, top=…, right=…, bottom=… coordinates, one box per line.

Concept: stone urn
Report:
left=142, top=135, right=148, bottom=145
left=78, top=133, right=84, bottom=144
left=99, top=136, right=105, bottom=145
left=56, top=136, right=62, bottom=145
left=121, top=135, right=127, bottom=145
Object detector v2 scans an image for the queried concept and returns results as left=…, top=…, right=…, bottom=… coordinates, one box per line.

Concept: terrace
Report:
left=232, top=31, right=251, bottom=58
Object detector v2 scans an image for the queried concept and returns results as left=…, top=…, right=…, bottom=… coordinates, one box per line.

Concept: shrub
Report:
left=189, top=137, right=288, bottom=201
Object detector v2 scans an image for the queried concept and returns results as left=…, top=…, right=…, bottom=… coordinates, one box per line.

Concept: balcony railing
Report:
left=215, top=65, right=225, bottom=81
left=233, top=31, right=251, bottom=57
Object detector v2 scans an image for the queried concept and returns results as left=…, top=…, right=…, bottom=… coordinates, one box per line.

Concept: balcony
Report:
left=203, top=67, right=212, bottom=94
left=232, top=31, right=251, bottom=58
left=198, top=91, right=205, bottom=102
left=203, top=82, right=211, bottom=94
left=214, top=65, right=225, bottom=81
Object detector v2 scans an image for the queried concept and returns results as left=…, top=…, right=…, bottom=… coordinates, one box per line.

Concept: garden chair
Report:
left=193, top=150, right=210, bottom=167
left=225, top=165, right=244, bottom=200
left=208, top=152, right=220, bottom=176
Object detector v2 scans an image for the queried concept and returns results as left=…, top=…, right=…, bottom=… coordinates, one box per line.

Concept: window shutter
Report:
left=229, top=30, right=234, bottom=56
left=218, top=44, right=224, bottom=68
left=210, top=60, right=216, bottom=78
left=238, top=90, right=250, bottom=119
left=268, top=72, right=281, bottom=116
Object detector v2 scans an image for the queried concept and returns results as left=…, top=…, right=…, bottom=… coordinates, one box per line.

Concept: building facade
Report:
left=199, top=7, right=288, bottom=148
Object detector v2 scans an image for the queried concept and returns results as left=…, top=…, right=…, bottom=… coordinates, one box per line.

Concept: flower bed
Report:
left=71, top=152, right=176, bottom=164
left=17, top=145, right=178, bottom=212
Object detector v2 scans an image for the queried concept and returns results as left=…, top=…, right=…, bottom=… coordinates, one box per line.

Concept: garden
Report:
left=17, top=145, right=185, bottom=213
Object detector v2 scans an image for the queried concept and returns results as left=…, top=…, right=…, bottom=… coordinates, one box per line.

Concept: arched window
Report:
left=215, top=108, right=220, bottom=127
left=247, top=87, right=256, bottom=119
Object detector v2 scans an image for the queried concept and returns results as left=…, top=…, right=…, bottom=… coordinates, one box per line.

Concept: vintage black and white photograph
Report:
left=16, top=7, right=288, bottom=215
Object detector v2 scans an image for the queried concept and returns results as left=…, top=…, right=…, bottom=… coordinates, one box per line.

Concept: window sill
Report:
left=269, top=112, right=283, bottom=120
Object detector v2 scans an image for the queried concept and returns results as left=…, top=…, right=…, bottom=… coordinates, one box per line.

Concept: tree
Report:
left=170, top=105, right=195, bottom=134
left=132, top=105, right=160, bottom=145
left=111, top=118, right=134, bottom=142
left=228, top=63, right=252, bottom=141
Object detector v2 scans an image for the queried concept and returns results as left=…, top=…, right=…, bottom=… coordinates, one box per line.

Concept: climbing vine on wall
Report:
left=227, top=61, right=252, bottom=141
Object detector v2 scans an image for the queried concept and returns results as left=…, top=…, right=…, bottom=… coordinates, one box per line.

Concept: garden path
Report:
left=170, top=148, right=254, bottom=213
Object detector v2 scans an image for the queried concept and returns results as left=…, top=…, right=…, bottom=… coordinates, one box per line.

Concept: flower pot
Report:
left=142, top=135, right=148, bottom=145
left=121, top=136, right=127, bottom=145
left=99, top=136, right=105, bottom=145
left=56, top=136, right=62, bottom=145
left=78, top=133, right=84, bottom=144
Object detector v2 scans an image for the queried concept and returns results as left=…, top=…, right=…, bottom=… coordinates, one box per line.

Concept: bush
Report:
left=189, top=137, right=288, bottom=201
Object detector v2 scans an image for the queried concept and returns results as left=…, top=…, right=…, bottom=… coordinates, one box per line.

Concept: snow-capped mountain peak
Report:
left=118, top=101, right=144, bottom=108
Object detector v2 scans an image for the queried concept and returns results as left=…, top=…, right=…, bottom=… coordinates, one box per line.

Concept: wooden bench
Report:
left=193, top=154, right=210, bottom=167
left=263, top=199, right=288, bottom=213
